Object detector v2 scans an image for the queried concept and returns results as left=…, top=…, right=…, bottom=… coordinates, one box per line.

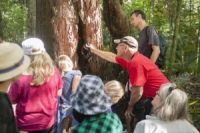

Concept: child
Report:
left=8, top=38, right=63, bottom=133
left=105, top=80, right=124, bottom=104
left=0, top=42, right=30, bottom=133
left=56, top=55, right=82, bottom=133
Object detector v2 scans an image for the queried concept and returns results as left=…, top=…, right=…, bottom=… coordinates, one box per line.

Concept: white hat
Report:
left=114, top=36, right=138, bottom=49
left=0, top=42, right=30, bottom=81
left=22, top=38, right=45, bottom=55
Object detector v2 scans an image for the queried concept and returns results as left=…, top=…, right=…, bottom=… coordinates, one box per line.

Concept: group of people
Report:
left=0, top=9, right=199, bottom=133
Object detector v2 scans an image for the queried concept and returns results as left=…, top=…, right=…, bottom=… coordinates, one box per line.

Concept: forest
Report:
left=0, top=0, right=200, bottom=130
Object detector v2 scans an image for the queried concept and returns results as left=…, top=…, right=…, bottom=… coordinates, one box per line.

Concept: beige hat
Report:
left=114, top=36, right=138, bottom=49
left=0, top=42, right=30, bottom=81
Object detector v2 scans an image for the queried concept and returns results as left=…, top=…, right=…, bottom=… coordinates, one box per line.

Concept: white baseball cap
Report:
left=22, top=38, right=46, bottom=55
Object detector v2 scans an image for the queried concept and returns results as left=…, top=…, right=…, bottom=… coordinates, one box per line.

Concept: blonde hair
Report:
left=105, top=80, right=124, bottom=104
left=154, top=83, right=190, bottom=121
left=28, top=52, right=54, bottom=85
left=58, top=55, right=73, bottom=76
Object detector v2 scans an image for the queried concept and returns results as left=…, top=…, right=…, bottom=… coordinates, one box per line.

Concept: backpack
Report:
left=146, top=26, right=167, bottom=68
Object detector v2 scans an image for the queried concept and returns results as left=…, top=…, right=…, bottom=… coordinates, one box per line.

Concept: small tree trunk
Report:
left=27, top=0, right=36, bottom=36
left=167, top=0, right=182, bottom=71
left=36, top=0, right=54, bottom=59
left=0, top=9, right=3, bottom=38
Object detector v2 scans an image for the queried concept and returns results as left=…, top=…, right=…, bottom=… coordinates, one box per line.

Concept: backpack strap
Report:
left=145, top=26, right=150, bottom=38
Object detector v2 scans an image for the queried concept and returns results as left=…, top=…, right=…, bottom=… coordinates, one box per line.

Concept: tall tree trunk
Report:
left=103, top=0, right=129, bottom=39
left=27, top=0, right=36, bottom=36
left=75, top=0, right=103, bottom=74
left=168, top=0, right=182, bottom=71
left=51, top=0, right=79, bottom=68
left=36, top=0, right=54, bottom=59
left=197, top=27, right=200, bottom=73
left=0, top=9, right=3, bottom=38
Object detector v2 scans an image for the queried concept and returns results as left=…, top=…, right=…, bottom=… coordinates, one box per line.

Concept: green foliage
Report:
left=0, top=0, right=27, bottom=43
left=121, top=0, right=200, bottom=75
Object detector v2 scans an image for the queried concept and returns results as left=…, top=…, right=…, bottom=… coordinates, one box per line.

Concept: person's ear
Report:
left=138, top=14, right=142, bottom=19
left=125, top=46, right=129, bottom=52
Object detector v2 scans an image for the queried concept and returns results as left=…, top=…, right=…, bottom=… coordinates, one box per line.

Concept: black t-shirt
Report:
left=138, top=26, right=160, bottom=58
left=0, top=92, right=18, bottom=133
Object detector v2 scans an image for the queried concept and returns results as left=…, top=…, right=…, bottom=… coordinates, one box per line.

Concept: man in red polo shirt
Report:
left=87, top=36, right=169, bottom=130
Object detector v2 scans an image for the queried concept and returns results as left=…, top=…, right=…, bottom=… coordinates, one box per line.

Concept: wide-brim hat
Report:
left=0, top=42, right=30, bottom=82
left=71, top=75, right=112, bottom=115
left=114, top=36, right=138, bottom=49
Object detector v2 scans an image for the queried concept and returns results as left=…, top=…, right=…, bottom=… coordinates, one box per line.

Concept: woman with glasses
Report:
left=134, top=83, right=199, bottom=133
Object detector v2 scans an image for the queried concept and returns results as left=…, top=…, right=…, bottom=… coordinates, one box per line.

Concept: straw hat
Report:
left=0, top=42, right=30, bottom=81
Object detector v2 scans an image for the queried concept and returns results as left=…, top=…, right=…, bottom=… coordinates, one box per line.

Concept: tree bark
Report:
left=51, top=0, right=79, bottom=68
left=103, top=0, right=130, bottom=39
left=75, top=0, right=104, bottom=74
left=27, top=0, right=36, bottom=36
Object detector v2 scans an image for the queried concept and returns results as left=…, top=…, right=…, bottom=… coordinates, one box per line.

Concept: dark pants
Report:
left=131, top=98, right=153, bottom=130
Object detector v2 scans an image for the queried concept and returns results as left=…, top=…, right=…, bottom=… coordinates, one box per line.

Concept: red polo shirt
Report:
left=116, top=52, right=169, bottom=99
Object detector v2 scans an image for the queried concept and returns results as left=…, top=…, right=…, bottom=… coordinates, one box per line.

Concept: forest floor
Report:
left=176, top=73, right=200, bottom=130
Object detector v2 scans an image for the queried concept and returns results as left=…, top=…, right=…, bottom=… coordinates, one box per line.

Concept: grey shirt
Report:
left=138, top=26, right=160, bottom=58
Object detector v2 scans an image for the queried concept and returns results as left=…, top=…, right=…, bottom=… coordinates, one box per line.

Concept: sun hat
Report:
left=22, top=38, right=45, bottom=55
left=71, top=75, right=112, bottom=115
left=0, top=42, right=30, bottom=82
left=114, top=36, right=138, bottom=48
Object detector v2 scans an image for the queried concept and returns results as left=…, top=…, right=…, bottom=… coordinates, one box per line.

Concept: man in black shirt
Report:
left=131, top=10, right=160, bottom=63
left=0, top=42, right=30, bottom=133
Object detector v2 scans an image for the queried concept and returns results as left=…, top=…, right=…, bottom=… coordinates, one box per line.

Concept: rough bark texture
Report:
left=51, top=0, right=79, bottom=68
left=75, top=0, right=104, bottom=74
left=103, top=0, right=130, bottom=39
left=36, top=0, right=54, bottom=59
left=36, top=0, right=103, bottom=73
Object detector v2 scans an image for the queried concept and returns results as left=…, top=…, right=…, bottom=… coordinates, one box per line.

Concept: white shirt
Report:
left=134, top=115, right=199, bottom=133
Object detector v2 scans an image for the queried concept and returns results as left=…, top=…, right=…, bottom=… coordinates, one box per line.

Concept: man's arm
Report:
left=150, top=45, right=160, bottom=63
left=87, top=44, right=117, bottom=63
left=125, top=86, right=143, bottom=119
left=128, top=86, right=143, bottom=108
